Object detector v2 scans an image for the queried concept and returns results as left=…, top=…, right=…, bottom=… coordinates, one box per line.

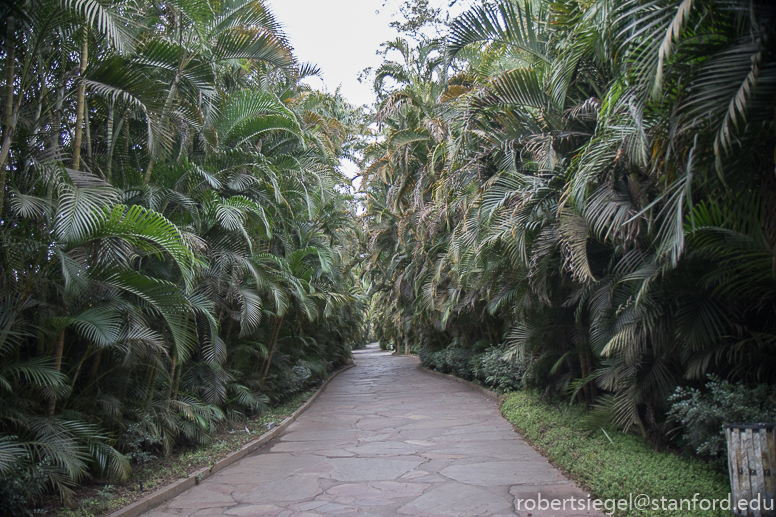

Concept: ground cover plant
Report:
left=501, top=391, right=732, bottom=517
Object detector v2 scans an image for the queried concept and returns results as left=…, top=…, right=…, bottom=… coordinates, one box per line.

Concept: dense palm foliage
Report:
left=363, top=0, right=776, bottom=443
left=0, top=0, right=365, bottom=505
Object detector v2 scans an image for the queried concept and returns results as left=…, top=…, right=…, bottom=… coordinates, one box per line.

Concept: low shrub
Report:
left=473, top=346, right=524, bottom=392
left=419, top=347, right=474, bottom=379
left=267, top=362, right=317, bottom=400
left=667, top=375, right=776, bottom=463
left=501, top=391, right=731, bottom=517
left=0, top=464, right=45, bottom=517
left=421, top=344, right=524, bottom=393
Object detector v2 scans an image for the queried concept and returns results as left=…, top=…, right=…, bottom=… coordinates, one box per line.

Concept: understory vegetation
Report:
left=501, top=391, right=731, bottom=517
left=420, top=343, right=524, bottom=392
left=49, top=389, right=314, bottom=517
left=363, top=0, right=776, bottom=462
left=0, top=0, right=366, bottom=511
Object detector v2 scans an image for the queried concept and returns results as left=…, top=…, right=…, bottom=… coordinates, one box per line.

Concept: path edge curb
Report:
left=108, top=363, right=356, bottom=517
left=417, top=364, right=499, bottom=400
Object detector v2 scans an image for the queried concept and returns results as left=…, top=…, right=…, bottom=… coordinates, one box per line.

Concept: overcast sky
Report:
left=266, top=0, right=468, bottom=183
left=267, top=0, right=395, bottom=107
left=267, top=0, right=470, bottom=108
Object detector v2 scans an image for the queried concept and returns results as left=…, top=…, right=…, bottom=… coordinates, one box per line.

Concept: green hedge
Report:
left=419, top=345, right=524, bottom=392
left=501, top=392, right=732, bottom=517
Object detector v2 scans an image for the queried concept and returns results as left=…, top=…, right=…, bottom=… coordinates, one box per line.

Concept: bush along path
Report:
left=132, top=345, right=605, bottom=517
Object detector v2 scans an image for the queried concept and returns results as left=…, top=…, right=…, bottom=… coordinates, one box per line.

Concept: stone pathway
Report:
left=143, top=344, right=602, bottom=517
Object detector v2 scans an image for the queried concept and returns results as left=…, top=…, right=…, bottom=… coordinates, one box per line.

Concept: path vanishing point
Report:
left=141, top=344, right=603, bottom=517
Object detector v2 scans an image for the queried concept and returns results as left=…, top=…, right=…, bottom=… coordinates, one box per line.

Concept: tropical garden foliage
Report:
left=0, top=0, right=365, bottom=508
left=363, top=0, right=776, bottom=451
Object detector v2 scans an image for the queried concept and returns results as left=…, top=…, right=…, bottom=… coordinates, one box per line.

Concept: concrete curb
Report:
left=417, top=364, right=500, bottom=400
left=108, top=363, right=356, bottom=517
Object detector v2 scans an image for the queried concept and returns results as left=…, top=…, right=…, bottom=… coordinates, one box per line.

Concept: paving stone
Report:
left=328, top=457, right=425, bottom=481
left=356, top=416, right=415, bottom=431
left=167, top=484, right=238, bottom=509
left=397, top=483, right=512, bottom=516
left=325, top=481, right=429, bottom=506
left=441, top=460, right=571, bottom=486
left=344, top=440, right=418, bottom=456
left=310, top=448, right=356, bottom=457
left=224, top=505, right=284, bottom=516
left=232, top=476, right=322, bottom=503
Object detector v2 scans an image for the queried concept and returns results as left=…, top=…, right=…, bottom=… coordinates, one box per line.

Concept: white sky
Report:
left=268, top=0, right=399, bottom=108
left=266, top=0, right=470, bottom=184
left=268, top=0, right=470, bottom=108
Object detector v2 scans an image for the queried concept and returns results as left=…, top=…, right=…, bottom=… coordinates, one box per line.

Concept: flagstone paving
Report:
left=142, top=344, right=603, bottom=517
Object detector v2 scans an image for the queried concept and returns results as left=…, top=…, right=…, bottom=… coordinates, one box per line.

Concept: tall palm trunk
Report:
left=84, top=98, right=92, bottom=160
left=259, top=315, right=284, bottom=387
left=0, top=16, right=15, bottom=219
left=145, top=364, right=159, bottom=403
left=106, top=103, right=114, bottom=180
left=577, top=347, right=594, bottom=405
left=48, top=330, right=66, bottom=416
left=107, top=107, right=127, bottom=183
left=144, top=68, right=183, bottom=184
left=163, top=354, right=177, bottom=407
left=71, top=27, right=89, bottom=171
left=88, top=348, right=103, bottom=387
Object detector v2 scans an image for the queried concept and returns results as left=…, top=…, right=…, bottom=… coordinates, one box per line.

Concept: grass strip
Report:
left=500, top=391, right=732, bottom=517
left=50, top=390, right=315, bottom=517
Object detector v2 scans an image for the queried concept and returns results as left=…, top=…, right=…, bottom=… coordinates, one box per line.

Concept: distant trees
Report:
left=0, top=0, right=365, bottom=505
left=363, top=0, right=776, bottom=441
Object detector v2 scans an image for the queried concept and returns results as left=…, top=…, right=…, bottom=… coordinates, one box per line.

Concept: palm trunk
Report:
left=145, top=365, right=159, bottom=403
left=31, top=69, right=44, bottom=142
left=84, top=98, right=92, bottom=160
left=70, top=345, right=92, bottom=391
left=259, top=315, right=284, bottom=388
left=564, top=354, right=583, bottom=404
left=106, top=104, right=114, bottom=180
left=578, top=347, right=592, bottom=405
left=0, top=16, right=15, bottom=219
left=71, top=26, right=88, bottom=171
left=144, top=69, right=183, bottom=184
left=171, top=362, right=183, bottom=400
left=120, top=110, right=130, bottom=185
left=163, top=355, right=177, bottom=407
left=88, top=348, right=103, bottom=387
left=51, top=85, right=65, bottom=154
left=48, top=330, right=66, bottom=416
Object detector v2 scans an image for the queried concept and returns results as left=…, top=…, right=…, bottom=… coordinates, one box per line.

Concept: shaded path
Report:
left=143, top=345, right=601, bottom=516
